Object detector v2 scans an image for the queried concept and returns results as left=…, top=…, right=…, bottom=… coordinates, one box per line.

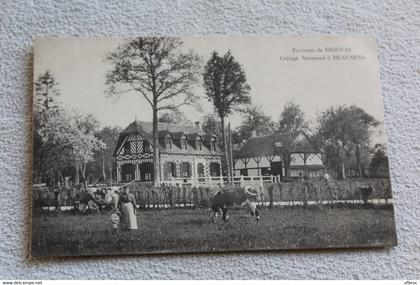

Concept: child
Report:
left=110, top=208, right=121, bottom=233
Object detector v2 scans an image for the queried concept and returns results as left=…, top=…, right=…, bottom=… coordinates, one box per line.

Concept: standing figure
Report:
left=118, top=187, right=138, bottom=230
left=240, top=186, right=260, bottom=221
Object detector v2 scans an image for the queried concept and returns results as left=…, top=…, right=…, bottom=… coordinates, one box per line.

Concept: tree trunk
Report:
left=109, top=164, right=113, bottom=185
left=81, top=162, right=87, bottom=189
left=58, top=169, right=64, bottom=185
left=228, top=123, right=234, bottom=183
left=50, top=171, right=56, bottom=188
left=283, top=154, right=290, bottom=180
left=220, top=116, right=231, bottom=184
left=152, top=106, right=160, bottom=186
left=356, top=144, right=362, bottom=177
left=102, top=153, right=107, bottom=181
left=74, top=162, right=80, bottom=185
left=341, top=161, right=346, bottom=180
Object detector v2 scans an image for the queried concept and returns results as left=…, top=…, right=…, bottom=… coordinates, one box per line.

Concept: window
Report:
left=261, top=167, right=271, bottom=176
left=196, top=138, right=202, bottom=150
left=143, top=140, right=150, bottom=153
left=140, top=162, right=153, bottom=181
left=167, top=162, right=176, bottom=178
left=124, top=142, right=131, bottom=154
left=210, top=140, right=216, bottom=151
left=197, top=163, right=204, bottom=177
left=165, top=136, right=172, bottom=149
left=181, top=137, right=187, bottom=150
left=210, top=162, right=220, bottom=176
left=182, top=162, right=190, bottom=177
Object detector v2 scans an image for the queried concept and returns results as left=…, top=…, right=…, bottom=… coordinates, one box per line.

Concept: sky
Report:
left=33, top=36, right=387, bottom=144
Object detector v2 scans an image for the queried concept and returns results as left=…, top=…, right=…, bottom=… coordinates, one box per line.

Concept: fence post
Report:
left=240, top=175, right=244, bottom=188
left=219, top=174, right=223, bottom=187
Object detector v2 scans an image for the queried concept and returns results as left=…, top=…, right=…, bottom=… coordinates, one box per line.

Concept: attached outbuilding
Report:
left=233, top=131, right=326, bottom=180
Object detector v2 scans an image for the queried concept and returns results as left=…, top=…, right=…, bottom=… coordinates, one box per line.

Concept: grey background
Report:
left=0, top=0, right=419, bottom=279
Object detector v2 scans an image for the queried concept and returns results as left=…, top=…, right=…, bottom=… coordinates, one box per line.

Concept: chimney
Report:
left=251, top=130, right=257, bottom=137
left=195, top=121, right=200, bottom=128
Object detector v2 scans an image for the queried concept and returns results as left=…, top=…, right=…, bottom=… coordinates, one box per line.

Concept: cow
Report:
left=211, top=186, right=261, bottom=223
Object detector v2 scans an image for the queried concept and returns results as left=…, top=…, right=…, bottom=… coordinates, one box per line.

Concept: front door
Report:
left=270, top=161, right=283, bottom=180
left=121, top=164, right=135, bottom=182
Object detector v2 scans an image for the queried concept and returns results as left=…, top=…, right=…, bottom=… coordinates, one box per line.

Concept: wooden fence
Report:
left=32, top=178, right=393, bottom=210
left=160, top=174, right=282, bottom=188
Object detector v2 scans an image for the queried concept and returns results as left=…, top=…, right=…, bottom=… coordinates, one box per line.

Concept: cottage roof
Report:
left=233, top=131, right=320, bottom=159
left=114, top=120, right=222, bottom=156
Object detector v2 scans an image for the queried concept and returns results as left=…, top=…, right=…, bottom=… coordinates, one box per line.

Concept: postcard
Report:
left=31, top=36, right=397, bottom=256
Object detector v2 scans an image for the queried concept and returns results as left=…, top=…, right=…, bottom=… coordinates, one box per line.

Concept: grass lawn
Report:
left=31, top=205, right=397, bottom=257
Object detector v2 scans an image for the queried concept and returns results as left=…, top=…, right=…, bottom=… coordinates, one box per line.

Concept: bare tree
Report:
left=105, top=38, right=202, bottom=186
left=203, top=51, right=251, bottom=183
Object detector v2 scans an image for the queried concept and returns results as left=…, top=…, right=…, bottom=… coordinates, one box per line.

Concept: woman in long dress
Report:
left=118, top=187, right=138, bottom=230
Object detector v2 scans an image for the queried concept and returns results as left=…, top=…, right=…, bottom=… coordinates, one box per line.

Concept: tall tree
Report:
left=233, top=105, right=276, bottom=148
left=277, top=102, right=307, bottom=178
left=33, top=71, right=61, bottom=184
left=34, top=71, right=61, bottom=124
left=105, top=38, right=202, bottom=186
left=203, top=51, right=251, bottom=182
left=317, top=105, right=379, bottom=179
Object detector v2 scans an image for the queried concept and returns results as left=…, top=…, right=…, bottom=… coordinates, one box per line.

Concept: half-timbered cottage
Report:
left=113, top=120, right=223, bottom=184
left=233, top=131, right=325, bottom=180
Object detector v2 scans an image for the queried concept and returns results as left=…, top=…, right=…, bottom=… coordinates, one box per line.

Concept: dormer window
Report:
left=196, top=137, right=202, bottom=151
left=210, top=139, right=216, bottom=151
left=181, top=136, right=187, bottom=150
left=165, top=136, right=172, bottom=149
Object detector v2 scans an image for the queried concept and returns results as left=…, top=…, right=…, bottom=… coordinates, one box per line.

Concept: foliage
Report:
left=33, top=71, right=62, bottom=184
left=88, top=126, right=122, bottom=183
left=278, top=101, right=308, bottom=134
left=203, top=50, right=251, bottom=182
left=105, top=37, right=202, bottom=185
left=158, top=111, right=190, bottom=124
left=232, top=105, right=276, bottom=148
left=369, top=144, right=390, bottom=177
left=203, top=51, right=251, bottom=119
left=276, top=102, right=308, bottom=178
left=39, top=110, right=106, bottom=185
left=34, top=70, right=61, bottom=122
left=317, top=105, right=380, bottom=178
left=201, top=114, right=223, bottom=148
